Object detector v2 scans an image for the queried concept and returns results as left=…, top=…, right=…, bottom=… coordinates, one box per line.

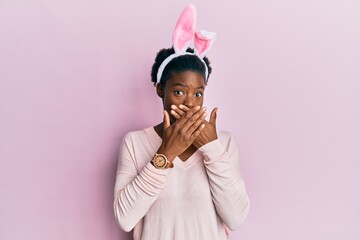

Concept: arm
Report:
left=113, top=133, right=169, bottom=232
left=170, top=105, right=250, bottom=230
left=199, top=133, right=250, bottom=230
left=114, top=107, right=206, bottom=231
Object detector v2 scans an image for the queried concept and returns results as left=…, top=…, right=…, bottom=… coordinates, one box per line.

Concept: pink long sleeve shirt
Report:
left=113, top=127, right=250, bottom=240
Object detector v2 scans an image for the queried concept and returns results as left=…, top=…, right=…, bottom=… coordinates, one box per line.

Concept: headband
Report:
left=156, top=4, right=216, bottom=84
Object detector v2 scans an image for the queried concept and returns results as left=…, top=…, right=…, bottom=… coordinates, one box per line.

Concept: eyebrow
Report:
left=171, top=83, right=205, bottom=90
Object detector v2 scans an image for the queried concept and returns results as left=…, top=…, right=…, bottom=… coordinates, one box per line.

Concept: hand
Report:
left=158, top=106, right=207, bottom=162
left=170, top=105, right=218, bottom=148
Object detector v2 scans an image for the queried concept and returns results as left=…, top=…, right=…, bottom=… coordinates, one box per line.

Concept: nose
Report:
left=184, top=94, right=194, bottom=108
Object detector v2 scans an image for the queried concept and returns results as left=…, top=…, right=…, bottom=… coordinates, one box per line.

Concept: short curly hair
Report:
left=151, top=47, right=212, bottom=86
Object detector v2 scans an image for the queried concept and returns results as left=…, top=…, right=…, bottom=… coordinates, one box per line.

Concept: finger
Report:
left=209, top=107, right=218, bottom=126
left=170, top=109, right=181, bottom=119
left=170, top=105, right=184, bottom=119
left=189, top=123, right=205, bottom=142
left=163, top=110, right=170, bottom=129
left=183, top=109, right=207, bottom=135
left=179, top=104, right=190, bottom=112
left=173, top=105, right=201, bottom=127
left=171, top=105, right=185, bottom=114
left=184, top=107, right=206, bottom=125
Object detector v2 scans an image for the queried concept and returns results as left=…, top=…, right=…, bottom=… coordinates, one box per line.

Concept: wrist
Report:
left=156, top=146, right=176, bottom=163
left=151, top=153, right=174, bottom=169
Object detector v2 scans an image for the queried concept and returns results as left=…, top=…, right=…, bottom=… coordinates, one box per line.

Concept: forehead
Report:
left=166, top=71, right=206, bottom=88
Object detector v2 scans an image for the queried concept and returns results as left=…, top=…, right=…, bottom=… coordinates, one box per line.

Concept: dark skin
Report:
left=154, top=71, right=218, bottom=166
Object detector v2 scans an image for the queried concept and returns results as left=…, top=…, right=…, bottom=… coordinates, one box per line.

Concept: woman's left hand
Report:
left=170, top=104, right=218, bottom=148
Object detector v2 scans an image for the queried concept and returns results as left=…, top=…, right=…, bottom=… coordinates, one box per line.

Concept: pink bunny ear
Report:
left=156, top=5, right=216, bottom=84
left=194, top=30, right=217, bottom=58
left=172, top=4, right=197, bottom=53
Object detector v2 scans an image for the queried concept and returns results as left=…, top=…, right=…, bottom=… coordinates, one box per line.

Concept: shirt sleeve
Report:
left=113, top=133, right=169, bottom=232
left=198, top=132, right=250, bottom=230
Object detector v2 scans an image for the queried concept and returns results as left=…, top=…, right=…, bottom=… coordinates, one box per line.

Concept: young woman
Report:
left=113, top=5, right=250, bottom=240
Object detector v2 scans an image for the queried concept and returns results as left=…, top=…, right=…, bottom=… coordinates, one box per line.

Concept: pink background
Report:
left=1, top=0, right=359, bottom=239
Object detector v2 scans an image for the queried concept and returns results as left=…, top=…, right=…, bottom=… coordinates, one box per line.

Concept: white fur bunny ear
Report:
left=172, top=4, right=197, bottom=53
left=194, top=30, right=217, bottom=58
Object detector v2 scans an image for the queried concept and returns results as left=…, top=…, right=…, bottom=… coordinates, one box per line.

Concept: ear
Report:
left=156, top=83, right=164, bottom=98
left=172, top=4, right=196, bottom=53
left=194, top=30, right=216, bottom=58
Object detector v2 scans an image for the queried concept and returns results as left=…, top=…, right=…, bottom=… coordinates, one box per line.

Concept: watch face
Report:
left=153, top=155, right=166, bottom=168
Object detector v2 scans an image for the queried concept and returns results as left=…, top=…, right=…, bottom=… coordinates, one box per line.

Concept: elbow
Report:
left=117, top=220, right=134, bottom=233
left=113, top=198, right=135, bottom=232
left=226, top=196, right=250, bottom=231
left=114, top=207, right=135, bottom=232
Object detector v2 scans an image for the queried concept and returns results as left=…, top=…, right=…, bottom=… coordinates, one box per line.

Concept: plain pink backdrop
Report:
left=1, top=0, right=359, bottom=240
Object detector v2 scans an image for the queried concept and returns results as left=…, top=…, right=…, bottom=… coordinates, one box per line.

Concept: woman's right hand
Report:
left=157, top=106, right=206, bottom=162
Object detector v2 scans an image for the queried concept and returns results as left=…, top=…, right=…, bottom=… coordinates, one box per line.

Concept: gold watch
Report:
left=151, top=153, right=174, bottom=169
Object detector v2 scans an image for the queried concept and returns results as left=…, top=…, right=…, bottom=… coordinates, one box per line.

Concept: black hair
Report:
left=151, top=47, right=212, bottom=86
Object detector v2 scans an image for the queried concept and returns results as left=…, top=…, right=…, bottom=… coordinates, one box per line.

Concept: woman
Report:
left=113, top=5, right=250, bottom=240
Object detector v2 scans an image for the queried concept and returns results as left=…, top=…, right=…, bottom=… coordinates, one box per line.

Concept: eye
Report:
left=174, top=90, right=184, bottom=96
left=195, top=92, right=203, bottom=98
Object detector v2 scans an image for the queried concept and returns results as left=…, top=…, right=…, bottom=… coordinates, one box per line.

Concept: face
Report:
left=157, top=71, right=206, bottom=124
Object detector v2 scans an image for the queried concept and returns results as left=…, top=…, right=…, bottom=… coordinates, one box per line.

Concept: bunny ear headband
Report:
left=156, top=4, right=216, bottom=84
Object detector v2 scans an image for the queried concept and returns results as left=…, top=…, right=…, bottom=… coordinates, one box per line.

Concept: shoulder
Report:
left=120, top=128, right=150, bottom=147
left=120, top=127, right=159, bottom=150
left=123, top=128, right=149, bottom=141
left=218, top=130, right=234, bottom=143
left=218, top=130, right=232, bottom=139
left=217, top=130, right=238, bottom=150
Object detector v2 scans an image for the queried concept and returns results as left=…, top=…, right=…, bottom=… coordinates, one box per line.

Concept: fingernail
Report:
left=196, top=106, right=200, bottom=110
left=171, top=105, right=176, bottom=109
left=179, top=104, right=184, bottom=109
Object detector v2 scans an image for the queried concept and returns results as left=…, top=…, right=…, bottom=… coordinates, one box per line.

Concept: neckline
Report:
left=148, top=126, right=202, bottom=169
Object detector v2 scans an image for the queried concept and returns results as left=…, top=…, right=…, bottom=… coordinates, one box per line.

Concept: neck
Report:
left=153, top=123, right=164, bottom=139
